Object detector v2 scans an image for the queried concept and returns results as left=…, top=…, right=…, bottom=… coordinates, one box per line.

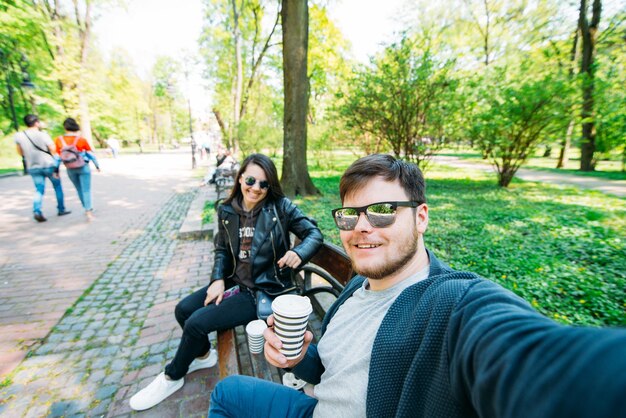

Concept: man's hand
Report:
left=264, top=314, right=313, bottom=368
left=277, top=250, right=302, bottom=269
left=52, top=172, right=60, bottom=179
left=204, top=280, right=225, bottom=306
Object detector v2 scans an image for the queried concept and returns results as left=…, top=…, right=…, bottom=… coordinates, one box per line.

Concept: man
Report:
left=15, top=114, right=70, bottom=222
left=209, top=154, right=626, bottom=418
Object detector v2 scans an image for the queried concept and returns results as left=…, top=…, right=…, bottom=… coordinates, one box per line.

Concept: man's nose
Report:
left=353, top=212, right=373, bottom=231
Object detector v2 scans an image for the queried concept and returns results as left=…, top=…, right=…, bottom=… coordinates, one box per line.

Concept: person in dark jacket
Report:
left=208, top=154, right=626, bottom=418
left=130, top=153, right=323, bottom=411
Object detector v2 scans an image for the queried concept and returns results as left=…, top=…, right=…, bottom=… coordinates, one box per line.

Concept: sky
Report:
left=94, top=0, right=408, bottom=114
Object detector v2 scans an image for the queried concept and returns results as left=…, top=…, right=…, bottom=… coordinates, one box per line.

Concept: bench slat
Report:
left=218, top=328, right=239, bottom=379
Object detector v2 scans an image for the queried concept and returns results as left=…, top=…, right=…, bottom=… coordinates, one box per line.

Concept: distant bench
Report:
left=217, top=241, right=355, bottom=381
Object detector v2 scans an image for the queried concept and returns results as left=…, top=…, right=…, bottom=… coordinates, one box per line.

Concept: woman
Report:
left=54, top=118, right=100, bottom=220
left=130, top=153, right=323, bottom=411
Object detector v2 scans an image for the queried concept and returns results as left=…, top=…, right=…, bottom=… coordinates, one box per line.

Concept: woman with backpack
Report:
left=54, top=118, right=100, bottom=221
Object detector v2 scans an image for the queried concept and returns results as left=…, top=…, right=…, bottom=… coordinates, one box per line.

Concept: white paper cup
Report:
left=245, top=319, right=268, bottom=354
left=271, top=295, right=313, bottom=318
left=273, top=312, right=309, bottom=326
left=271, top=295, right=312, bottom=359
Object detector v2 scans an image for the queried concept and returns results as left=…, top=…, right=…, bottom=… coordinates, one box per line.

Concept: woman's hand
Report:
left=204, top=280, right=225, bottom=306
left=277, top=250, right=302, bottom=269
left=263, top=314, right=313, bottom=368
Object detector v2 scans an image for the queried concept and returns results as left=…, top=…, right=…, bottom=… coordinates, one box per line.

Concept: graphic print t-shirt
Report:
left=231, top=197, right=263, bottom=289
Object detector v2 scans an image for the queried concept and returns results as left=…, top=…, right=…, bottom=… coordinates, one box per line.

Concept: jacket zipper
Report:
left=222, top=218, right=237, bottom=278
left=270, top=228, right=286, bottom=288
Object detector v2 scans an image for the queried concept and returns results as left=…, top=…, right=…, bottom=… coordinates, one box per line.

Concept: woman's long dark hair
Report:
left=223, top=153, right=284, bottom=206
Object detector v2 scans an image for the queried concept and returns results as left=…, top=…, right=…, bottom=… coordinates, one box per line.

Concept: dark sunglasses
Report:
left=332, top=201, right=420, bottom=231
left=243, top=175, right=269, bottom=190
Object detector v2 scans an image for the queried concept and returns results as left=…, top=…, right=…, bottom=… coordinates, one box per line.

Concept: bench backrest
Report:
left=306, top=241, right=354, bottom=287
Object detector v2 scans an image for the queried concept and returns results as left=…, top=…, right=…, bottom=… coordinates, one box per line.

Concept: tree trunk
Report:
left=280, top=0, right=318, bottom=197
left=556, top=119, right=573, bottom=168
left=578, top=0, right=601, bottom=171
left=542, top=146, right=551, bottom=158
left=231, top=0, right=243, bottom=153
left=72, top=0, right=93, bottom=144
left=558, top=29, right=580, bottom=169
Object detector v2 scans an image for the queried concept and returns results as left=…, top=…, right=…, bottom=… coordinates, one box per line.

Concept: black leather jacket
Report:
left=211, top=196, right=323, bottom=291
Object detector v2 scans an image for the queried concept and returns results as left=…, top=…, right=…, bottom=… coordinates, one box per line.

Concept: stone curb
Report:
left=178, top=185, right=218, bottom=240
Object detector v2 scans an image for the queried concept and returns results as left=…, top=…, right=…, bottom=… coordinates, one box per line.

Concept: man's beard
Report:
left=352, top=226, right=420, bottom=281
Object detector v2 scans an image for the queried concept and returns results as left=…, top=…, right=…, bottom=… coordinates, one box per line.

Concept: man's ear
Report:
left=416, top=204, right=428, bottom=233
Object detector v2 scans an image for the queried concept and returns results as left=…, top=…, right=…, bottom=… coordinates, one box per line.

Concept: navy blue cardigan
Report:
left=293, top=250, right=626, bottom=418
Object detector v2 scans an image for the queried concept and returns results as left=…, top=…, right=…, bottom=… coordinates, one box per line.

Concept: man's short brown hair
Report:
left=339, top=154, right=426, bottom=204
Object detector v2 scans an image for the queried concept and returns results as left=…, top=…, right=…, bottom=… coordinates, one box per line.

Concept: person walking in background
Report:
left=14, top=114, right=70, bottom=222
left=54, top=118, right=100, bottom=221
left=106, top=137, right=120, bottom=158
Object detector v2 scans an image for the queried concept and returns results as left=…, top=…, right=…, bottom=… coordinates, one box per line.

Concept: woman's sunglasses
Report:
left=332, top=201, right=420, bottom=231
left=242, top=175, right=269, bottom=190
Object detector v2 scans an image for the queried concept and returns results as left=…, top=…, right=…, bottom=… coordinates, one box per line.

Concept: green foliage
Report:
left=594, top=32, right=626, bottom=161
left=335, top=36, right=457, bottom=166
left=468, top=67, right=572, bottom=187
left=296, top=157, right=625, bottom=327
left=202, top=200, right=215, bottom=225
left=0, top=0, right=53, bottom=133
left=199, top=0, right=281, bottom=149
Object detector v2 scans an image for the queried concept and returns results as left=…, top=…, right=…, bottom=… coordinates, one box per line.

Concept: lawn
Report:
left=438, top=147, right=626, bottom=181
left=293, top=158, right=625, bottom=328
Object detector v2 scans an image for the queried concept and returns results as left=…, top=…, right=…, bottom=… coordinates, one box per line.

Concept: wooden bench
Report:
left=217, top=241, right=354, bottom=381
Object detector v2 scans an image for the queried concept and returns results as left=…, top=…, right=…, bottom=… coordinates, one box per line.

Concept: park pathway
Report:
left=0, top=150, right=218, bottom=417
left=432, top=155, right=626, bottom=197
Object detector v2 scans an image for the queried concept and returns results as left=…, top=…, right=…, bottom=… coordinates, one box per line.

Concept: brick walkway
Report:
left=0, top=151, right=219, bottom=417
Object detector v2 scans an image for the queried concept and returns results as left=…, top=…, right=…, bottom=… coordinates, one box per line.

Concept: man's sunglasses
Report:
left=332, top=201, right=420, bottom=231
left=242, top=175, right=269, bottom=190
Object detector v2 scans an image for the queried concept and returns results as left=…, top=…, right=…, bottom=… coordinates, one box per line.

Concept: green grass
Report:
left=439, top=147, right=626, bottom=181
left=295, top=159, right=626, bottom=328
left=202, top=200, right=216, bottom=225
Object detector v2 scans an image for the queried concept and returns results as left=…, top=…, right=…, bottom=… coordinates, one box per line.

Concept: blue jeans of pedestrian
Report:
left=29, top=166, right=65, bottom=214
left=66, top=165, right=92, bottom=211
left=209, top=375, right=317, bottom=417
left=164, top=284, right=258, bottom=380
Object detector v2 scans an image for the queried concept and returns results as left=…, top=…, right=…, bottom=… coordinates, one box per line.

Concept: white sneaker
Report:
left=129, top=372, right=184, bottom=411
left=282, top=372, right=307, bottom=390
left=188, top=349, right=218, bottom=374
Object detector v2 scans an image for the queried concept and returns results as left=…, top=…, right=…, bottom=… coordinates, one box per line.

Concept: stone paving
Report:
left=0, top=190, right=220, bottom=417
left=0, top=151, right=219, bottom=417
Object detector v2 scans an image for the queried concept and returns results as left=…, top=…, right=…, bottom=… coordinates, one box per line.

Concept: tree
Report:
left=200, top=0, right=281, bottom=151
left=470, top=70, right=570, bottom=187
left=578, top=0, right=602, bottom=171
left=0, top=0, right=52, bottom=133
left=280, top=0, right=317, bottom=196
left=336, top=37, right=456, bottom=167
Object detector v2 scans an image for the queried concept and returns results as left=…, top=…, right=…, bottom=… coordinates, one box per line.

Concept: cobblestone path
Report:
left=0, top=188, right=216, bottom=417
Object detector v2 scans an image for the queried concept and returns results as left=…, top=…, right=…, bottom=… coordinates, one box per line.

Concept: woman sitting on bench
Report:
left=130, top=153, right=323, bottom=411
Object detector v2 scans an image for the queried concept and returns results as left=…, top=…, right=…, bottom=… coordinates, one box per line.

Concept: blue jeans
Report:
left=29, top=166, right=65, bottom=214
left=66, top=165, right=92, bottom=211
left=209, top=375, right=317, bottom=418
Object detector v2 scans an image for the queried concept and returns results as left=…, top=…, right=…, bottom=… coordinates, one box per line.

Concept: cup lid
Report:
left=271, top=295, right=312, bottom=317
left=246, top=319, right=268, bottom=335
